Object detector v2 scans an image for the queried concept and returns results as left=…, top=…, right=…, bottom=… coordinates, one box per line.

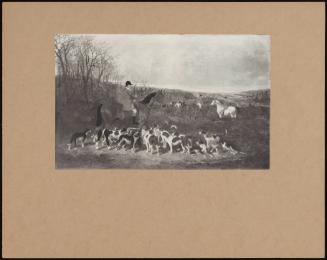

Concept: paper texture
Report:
left=3, top=3, right=325, bottom=258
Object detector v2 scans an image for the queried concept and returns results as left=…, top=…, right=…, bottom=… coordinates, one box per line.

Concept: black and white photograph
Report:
left=55, top=34, right=270, bottom=169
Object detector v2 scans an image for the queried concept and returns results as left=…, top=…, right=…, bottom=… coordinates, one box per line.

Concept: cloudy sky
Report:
left=93, top=34, right=270, bottom=93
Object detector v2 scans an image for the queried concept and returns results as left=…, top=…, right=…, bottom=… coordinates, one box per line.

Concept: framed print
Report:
left=55, top=34, right=270, bottom=169
left=3, top=2, right=325, bottom=258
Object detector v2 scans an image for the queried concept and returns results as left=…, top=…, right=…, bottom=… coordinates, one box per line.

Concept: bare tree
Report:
left=75, top=37, right=101, bottom=104
left=55, top=34, right=125, bottom=106
left=55, top=35, right=76, bottom=104
left=94, top=47, right=115, bottom=89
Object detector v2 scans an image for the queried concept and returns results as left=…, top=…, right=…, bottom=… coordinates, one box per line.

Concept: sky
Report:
left=88, top=34, right=270, bottom=93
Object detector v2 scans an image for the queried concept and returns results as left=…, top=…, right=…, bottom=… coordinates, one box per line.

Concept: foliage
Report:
left=55, top=35, right=123, bottom=105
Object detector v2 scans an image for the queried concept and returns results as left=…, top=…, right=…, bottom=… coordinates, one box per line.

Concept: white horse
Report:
left=175, top=101, right=182, bottom=108
left=210, top=99, right=237, bottom=118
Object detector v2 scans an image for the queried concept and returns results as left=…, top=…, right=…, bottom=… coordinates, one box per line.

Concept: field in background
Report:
left=56, top=81, right=269, bottom=169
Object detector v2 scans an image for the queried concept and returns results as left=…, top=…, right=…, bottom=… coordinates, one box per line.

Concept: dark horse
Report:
left=96, top=88, right=163, bottom=129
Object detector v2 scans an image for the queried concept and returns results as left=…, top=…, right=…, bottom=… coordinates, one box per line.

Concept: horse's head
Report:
left=139, top=91, right=157, bottom=105
left=210, top=99, right=220, bottom=106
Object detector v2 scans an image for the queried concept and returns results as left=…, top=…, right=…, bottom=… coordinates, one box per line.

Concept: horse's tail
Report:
left=96, top=104, right=103, bottom=127
left=70, top=134, right=76, bottom=145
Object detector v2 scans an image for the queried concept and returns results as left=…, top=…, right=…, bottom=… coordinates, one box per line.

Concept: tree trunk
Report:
left=82, top=77, right=89, bottom=105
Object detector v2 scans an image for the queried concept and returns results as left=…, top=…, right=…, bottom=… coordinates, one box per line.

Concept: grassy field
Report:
left=56, top=144, right=263, bottom=169
left=56, top=85, right=269, bottom=169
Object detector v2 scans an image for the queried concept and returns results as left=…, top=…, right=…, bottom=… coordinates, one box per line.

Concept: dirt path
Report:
left=55, top=143, right=257, bottom=169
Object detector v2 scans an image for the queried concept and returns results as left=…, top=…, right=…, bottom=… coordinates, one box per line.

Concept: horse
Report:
left=210, top=99, right=237, bottom=119
left=97, top=86, right=164, bottom=129
left=175, top=101, right=182, bottom=108
left=134, top=91, right=159, bottom=126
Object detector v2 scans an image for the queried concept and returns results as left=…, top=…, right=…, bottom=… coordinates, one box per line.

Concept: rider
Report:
left=124, top=81, right=138, bottom=125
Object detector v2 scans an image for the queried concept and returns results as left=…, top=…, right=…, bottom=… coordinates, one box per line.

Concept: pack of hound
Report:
left=67, top=124, right=244, bottom=157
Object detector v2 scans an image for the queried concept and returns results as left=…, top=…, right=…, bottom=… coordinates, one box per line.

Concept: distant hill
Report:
left=130, top=84, right=270, bottom=107
left=56, top=77, right=269, bottom=110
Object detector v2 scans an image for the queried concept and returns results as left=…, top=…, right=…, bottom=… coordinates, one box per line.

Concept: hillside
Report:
left=101, top=83, right=270, bottom=107
left=56, top=80, right=269, bottom=169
